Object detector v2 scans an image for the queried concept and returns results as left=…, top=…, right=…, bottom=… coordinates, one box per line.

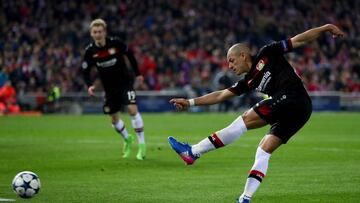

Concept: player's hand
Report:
left=135, top=75, right=144, bottom=86
left=169, top=98, right=190, bottom=111
left=325, top=24, right=344, bottom=38
left=88, top=85, right=95, bottom=97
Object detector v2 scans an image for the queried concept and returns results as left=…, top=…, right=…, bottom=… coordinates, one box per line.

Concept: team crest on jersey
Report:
left=256, top=58, right=267, bottom=71
left=82, top=61, right=88, bottom=69
left=108, top=48, right=117, bottom=55
left=92, top=48, right=117, bottom=58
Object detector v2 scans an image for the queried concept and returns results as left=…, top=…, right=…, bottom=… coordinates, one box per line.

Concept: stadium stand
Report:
left=1, top=0, right=359, bottom=112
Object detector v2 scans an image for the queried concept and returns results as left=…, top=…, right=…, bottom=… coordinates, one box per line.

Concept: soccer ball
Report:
left=12, top=171, right=41, bottom=198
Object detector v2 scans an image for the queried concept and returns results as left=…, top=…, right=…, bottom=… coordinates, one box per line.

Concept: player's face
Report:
left=90, top=26, right=106, bottom=42
left=227, top=52, right=249, bottom=75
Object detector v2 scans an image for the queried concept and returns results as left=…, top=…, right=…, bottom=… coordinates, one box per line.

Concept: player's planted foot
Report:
left=168, top=136, right=199, bottom=165
left=136, top=143, right=146, bottom=160
left=122, top=134, right=135, bottom=158
left=236, top=195, right=251, bottom=203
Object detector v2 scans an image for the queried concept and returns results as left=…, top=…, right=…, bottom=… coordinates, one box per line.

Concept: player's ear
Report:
left=103, top=26, right=107, bottom=35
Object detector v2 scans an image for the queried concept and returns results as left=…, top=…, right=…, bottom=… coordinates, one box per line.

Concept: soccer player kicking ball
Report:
left=168, top=24, right=344, bottom=202
left=82, top=19, right=146, bottom=160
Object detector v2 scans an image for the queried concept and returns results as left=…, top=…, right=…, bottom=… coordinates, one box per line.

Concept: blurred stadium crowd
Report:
left=1, top=0, right=360, bottom=112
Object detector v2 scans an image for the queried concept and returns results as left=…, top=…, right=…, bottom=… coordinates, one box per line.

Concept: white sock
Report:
left=113, top=119, right=129, bottom=139
left=131, top=113, right=145, bottom=144
left=192, top=116, right=247, bottom=157
left=241, top=147, right=271, bottom=199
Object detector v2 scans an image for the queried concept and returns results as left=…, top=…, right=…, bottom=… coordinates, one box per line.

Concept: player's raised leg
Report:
left=168, top=115, right=247, bottom=165
left=169, top=109, right=266, bottom=165
left=128, top=104, right=146, bottom=160
left=111, top=113, right=134, bottom=158
left=237, top=134, right=282, bottom=203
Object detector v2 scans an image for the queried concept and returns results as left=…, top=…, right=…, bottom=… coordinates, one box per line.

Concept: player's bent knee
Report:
left=128, top=110, right=138, bottom=116
left=127, top=105, right=138, bottom=116
left=110, top=114, right=119, bottom=124
left=111, top=118, right=118, bottom=124
left=242, top=109, right=267, bottom=129
left=259, top=134, right=282, bottom=154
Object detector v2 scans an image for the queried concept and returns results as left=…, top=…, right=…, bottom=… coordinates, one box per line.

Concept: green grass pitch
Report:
left=0, top=112, right=360, bottom=202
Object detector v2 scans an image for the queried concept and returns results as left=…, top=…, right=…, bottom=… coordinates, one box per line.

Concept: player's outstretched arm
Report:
left=170, top=89, right=236, bottom=111
left=291, top=24, right=344, bottom=49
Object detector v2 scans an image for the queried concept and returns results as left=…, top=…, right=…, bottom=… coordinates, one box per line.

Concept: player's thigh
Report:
left=252, top=95, right=282, bottom=125
left=255, top=92, right=312, bottom=144
left=103, top=96, right=122, bottom=115
left=242, top=108, right=267, bottom=129
left=121, top=88, right=137, bottom=106
left=252, top=92, right=311, bottom=124
left=127, top=104, right=138, bottom=116
left=269, top=114, right=310, bottom=144
left=110, top=112, right=120, bottom=124
left=122, top=87, right=138, bottom=116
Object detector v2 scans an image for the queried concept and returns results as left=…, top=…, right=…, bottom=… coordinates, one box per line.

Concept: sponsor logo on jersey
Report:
left=256, top=71, right=271, bottom=92
left=96, top=58, right=117, bottom=68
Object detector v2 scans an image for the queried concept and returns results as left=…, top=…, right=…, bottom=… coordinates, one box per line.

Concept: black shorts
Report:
left=253, top=91, right=312, bottom=143
left=103, top=87, right=137, bottom=114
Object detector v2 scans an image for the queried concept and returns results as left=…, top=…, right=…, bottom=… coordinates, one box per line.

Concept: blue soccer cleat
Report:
left=168, top=136, right=198, bottom=165
left=236, top=195, right=251, bottom=203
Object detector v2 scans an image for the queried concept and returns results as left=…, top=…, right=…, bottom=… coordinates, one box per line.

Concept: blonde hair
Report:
left=90, top=18, right=107, bottom=30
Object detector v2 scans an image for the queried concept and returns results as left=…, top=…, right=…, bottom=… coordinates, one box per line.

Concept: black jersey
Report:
left=228, top=39, right=308, bottom=97
left=81, top=37, right=140, bottom=94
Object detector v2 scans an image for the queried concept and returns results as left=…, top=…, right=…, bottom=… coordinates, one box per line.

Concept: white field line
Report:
left=0, top=198, right=15, bottom=202
left=312, top=147, right=360, bottom=153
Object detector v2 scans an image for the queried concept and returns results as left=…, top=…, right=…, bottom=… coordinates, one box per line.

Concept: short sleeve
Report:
left=260, top=39, right=293, bottom=56
left=112, top=37, right=128, bottom=53
left=227, top=79, right=250, bottom=96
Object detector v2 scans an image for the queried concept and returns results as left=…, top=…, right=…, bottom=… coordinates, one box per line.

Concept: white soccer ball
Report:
left=12, top=171, right=41, bottom=198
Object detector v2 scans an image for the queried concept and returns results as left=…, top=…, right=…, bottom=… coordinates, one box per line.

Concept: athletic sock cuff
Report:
left=256, top=147, right=271, bottom=160
left=208, top=133, right=225, bottom=148
left=131, top=112, right=141, bottom=120
left=248, top=170, right=265, bottom=182
left=114, top=120, right=125, bottom=131
left=134, top=127, right=144, bottom=132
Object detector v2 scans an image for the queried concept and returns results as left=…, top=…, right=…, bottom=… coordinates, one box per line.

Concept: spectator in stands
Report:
left=0, top=80, right=20, bottom=115
left=1, top=0, right=359, bottom=112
